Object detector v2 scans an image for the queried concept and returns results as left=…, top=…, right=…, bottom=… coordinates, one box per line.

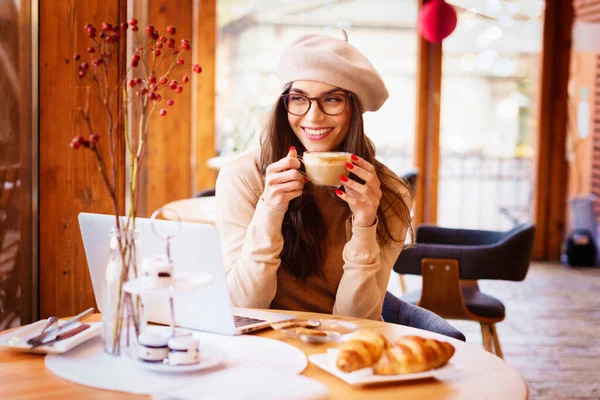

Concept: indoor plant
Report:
left=70, top=18, right=202, bottom=355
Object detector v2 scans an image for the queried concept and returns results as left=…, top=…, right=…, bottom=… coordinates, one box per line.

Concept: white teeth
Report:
left=304, top=128, right=331, bottom=136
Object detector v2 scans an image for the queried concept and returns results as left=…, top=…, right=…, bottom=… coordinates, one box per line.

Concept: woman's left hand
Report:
left=335, top=155, right=382, bottom=227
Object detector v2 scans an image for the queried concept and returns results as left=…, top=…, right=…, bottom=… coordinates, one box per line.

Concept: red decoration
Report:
left=419, top=0, right=458, bottom=44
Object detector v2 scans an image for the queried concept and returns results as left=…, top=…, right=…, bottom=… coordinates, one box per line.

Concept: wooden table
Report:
left=207, top=154, right=239, bottom=171
left=162, top=196, right=216, bottom=226
left=0, top=311, right=529, bottom=399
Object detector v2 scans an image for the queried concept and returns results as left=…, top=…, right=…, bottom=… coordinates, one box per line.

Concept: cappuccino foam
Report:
left=303, top=152, right=351, bottom=188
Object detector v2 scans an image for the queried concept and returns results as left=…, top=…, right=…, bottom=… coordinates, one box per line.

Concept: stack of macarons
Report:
left=137, top=332, right=201, bottom=366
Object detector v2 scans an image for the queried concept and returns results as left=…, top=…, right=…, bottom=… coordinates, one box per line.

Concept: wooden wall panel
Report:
left=193, top=0, right=217, bottom=193
left=532, top=0, right=574, bottom=260
left=141, top=0, right=194, bottom=216
left=413, top=0, right=442, bottom=226
left=39, top=1, right=126, bottom=317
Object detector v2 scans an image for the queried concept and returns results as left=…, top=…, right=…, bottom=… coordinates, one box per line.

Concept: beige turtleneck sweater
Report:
left=215, top=149, right=409, bottom=320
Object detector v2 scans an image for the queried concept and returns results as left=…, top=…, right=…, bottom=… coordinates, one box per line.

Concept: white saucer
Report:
left=122, top=342, right=226, bottom=373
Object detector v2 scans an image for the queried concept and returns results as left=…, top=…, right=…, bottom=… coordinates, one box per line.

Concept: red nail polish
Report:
left=340, top=175, right=348, bottom=182
left=289, top=146, right=296, bottom=152
left=346, top=162, right=354, bottom=170
left=304, top=177, right=308, bottom=183
left=351, top=154, right=358, bottom=161
left=335, top=189, right=343, bottom=196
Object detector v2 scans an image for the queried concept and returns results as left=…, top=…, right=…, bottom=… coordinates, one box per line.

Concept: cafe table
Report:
left=162, top=196, right=216, bottom=226
left=0, top=310, right=529, bottom=399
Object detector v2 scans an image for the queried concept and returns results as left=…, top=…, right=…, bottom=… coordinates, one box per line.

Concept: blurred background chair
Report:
left=397, top=168, right=418, bottom=293
left=393, top=222, right=535, bottom=358
left=194, top=188, right=216, bottom=198
left=400, top=168, right=418, bottom=199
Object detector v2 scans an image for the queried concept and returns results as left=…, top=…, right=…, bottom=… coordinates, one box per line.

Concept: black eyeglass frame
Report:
left=280, top=91, right=352, bottom=116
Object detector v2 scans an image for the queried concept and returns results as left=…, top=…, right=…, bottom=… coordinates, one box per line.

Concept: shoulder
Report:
left=216, top=148, right=264, bottom=202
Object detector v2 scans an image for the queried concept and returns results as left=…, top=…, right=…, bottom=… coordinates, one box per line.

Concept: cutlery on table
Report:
left=27, top=307, right=94, bottom=346
left=8, top=316, right=58, bottom=346
left=273, top=319, right=321, bottom=330
left=30, top=324, right=91, bottom=349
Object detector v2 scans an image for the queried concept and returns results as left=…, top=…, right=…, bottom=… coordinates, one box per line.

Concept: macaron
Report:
left=167, top=336, right=200, bottom=365
left=141, top=256, right=174, bottom=289
left=136, top=332, right=169, bottom=362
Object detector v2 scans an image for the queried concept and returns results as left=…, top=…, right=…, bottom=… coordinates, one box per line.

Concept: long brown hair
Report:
left=260, top=84, right=413, bottom=280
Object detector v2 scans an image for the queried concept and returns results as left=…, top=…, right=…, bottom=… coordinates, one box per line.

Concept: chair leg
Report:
left=480, top=323, right=493, bottom=353
left=490, top=323, right=504, bottom=359
left=398, top=274, right=407, bottom=293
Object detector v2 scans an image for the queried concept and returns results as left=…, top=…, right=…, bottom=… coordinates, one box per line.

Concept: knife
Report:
left=27, top=307, right=94, bottom=346
left=30, top=324, right=91, bottom=349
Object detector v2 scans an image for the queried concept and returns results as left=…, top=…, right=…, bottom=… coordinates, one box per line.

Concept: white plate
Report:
left=0, top=320, right=102, bottom=355
left=272, top=319, right=360, bottom=344
left=122, top=272, right=213, bottom=296
left=122, top=342, right=226, bottom=373
left=309, top=349, right=460, bottom=386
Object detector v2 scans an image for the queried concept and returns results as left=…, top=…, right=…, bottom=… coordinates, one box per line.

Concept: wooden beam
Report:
left=18, top=0, right=34, bottom=324
left=532, top=0, right=574, bottom=260
left=192, top=0, right=217, bottom=193
left=413, top=0, right=442, bottom=226
left=39, top=0, right=127, bottom=318
left=141, top=0, right=194, bottom=216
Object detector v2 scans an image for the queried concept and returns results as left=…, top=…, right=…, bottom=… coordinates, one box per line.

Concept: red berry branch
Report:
left=70, top=18, right=202, bottom=354
left=71, top=18, right=202, bottom=229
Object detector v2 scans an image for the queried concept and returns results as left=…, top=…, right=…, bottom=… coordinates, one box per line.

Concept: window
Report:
left=216, top=0, right=419, bottom=175
left=437, top=1, right=545, bottom=229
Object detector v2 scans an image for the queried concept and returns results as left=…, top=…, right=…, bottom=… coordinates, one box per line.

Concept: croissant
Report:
left=373, top=335, right=455, bottom=375
left=335, top=330, right=389, bottom=373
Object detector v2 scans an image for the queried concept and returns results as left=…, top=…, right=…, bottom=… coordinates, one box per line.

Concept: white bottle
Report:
left=577, top=87, right=590, bottom=139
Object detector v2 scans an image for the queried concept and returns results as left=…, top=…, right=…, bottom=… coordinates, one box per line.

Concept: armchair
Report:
left=393, top=223, right=535, bottom=357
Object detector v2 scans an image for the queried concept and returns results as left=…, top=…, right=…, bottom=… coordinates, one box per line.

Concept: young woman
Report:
left=215, top=32, right=412, bottom=321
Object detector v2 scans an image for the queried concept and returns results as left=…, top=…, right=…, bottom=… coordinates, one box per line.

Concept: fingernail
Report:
left=340, top=175, right=348, bottom=182
left=351, top=154, right=358, bottom=161
left=289, top=146, right=296, bottom=152
left=335, top=189, right=343, bottom=196
left=346, top=162, right=354, bottom=170
left=304, top=177, right=308, bottom=183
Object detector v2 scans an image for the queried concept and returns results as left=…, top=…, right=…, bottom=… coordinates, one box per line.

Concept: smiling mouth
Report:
left=302, top=127, right=334, bottom=140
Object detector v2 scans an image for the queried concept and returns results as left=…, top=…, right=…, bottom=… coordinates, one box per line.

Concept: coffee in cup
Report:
left=302, top=152, right=352, bottom=189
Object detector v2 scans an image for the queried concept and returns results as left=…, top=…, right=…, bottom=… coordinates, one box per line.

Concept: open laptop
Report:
left=78, top=212, right=295, bottom=334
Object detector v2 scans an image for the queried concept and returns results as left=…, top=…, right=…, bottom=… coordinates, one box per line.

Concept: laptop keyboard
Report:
left=233, top=315, right=267, bottom=328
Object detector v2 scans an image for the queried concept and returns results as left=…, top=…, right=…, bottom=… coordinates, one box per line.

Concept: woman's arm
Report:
left=334, top=157, right=411, bottom=320
left=215, top=161, right=286, bottom=308
left=215, top=149, right=304, bottom=308
left=332, top=217, right=406, bottom=320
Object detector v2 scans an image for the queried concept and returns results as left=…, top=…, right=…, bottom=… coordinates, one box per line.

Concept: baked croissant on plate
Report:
left=373, top=335, right=455, bottom=375
left=335, top=330, right=389, bottom=373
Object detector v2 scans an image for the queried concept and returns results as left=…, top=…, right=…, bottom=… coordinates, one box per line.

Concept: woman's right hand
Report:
left=262, top=146, right=306, bottom=211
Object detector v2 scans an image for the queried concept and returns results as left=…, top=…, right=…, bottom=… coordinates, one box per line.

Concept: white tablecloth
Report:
left=45, top=328, right=327, bottom=399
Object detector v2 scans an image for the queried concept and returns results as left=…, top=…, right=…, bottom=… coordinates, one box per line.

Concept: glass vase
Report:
left=102, top=228, right=145, bottom=356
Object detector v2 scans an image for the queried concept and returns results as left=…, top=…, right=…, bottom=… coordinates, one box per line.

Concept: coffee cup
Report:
left=302, top=151, right=352, bottom=189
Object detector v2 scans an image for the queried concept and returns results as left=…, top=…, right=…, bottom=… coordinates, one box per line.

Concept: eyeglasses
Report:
left=281, top=92, right=351, bottom=116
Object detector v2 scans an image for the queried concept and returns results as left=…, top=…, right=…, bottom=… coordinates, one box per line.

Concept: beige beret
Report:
left=277, top=31, right=389, bottom=113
